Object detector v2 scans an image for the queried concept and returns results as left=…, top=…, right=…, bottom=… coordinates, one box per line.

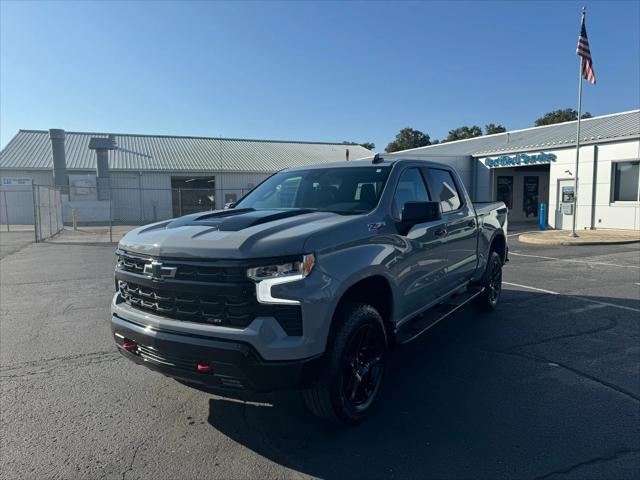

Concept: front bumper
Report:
left=111, top=314, right=321, bottom=392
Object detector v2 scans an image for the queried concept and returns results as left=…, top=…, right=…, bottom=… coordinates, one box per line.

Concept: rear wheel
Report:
left=303, top=303, right=387, bottom=424
left=474, top=251, right=503, bottom=312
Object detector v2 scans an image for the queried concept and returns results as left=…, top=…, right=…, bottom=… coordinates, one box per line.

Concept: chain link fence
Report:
left=0, top=185, right=64, bottom=241
left=66, top=186, right=251, bottom=225
left=1, top=185, right=252, bottom=243
left=34, top=185, right=64, bottom=241
left=0, top=188, right=34, bottom=233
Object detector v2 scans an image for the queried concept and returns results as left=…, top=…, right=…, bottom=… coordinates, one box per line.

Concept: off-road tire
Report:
left=474, top=250, right=503, bottom=312
left=303, top=302, right=387, bottom=425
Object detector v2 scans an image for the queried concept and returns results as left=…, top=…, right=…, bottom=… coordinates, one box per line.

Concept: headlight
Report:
left=247, top=254, right=315, bottom=281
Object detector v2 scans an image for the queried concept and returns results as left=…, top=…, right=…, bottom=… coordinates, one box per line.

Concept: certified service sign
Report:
left=485, top=152, right=556, bottom=168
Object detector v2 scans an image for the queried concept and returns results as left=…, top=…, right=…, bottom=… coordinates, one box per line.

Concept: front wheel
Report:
left=303, top=303, right=387, bottom=424
left=474, top=251, right=503, bottom=312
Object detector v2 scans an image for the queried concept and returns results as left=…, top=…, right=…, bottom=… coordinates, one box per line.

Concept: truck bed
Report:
left=474, top=201, right=508, bottom=236
left=473, top=201, right=507, bottom=216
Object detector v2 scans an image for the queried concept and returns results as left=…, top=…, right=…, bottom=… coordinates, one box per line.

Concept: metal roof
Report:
left=391, top=109, right=640, bottom=158
left=0, top=130, right=373, bottom=172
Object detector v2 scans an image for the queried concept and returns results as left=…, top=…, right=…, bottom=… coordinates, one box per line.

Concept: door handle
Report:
left=434, top=228, right=447, bottom=238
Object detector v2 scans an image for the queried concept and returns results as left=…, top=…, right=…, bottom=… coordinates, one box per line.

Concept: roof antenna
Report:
left=372, top=153, right=384, bottom=164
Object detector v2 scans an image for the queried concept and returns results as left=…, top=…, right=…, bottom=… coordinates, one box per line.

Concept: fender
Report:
left=314, top=239, right=399, bottom=344
left=473, top=228, right=506, bottom=283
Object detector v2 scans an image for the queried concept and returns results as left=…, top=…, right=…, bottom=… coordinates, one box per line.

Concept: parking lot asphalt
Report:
left=1, top=238, right=639, bottom=480
left=0, top=230, right=36, bottom=260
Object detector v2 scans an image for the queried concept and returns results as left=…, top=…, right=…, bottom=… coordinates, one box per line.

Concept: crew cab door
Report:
left=390, top=167, right=451, bottom=321
left=423, top=167, right=478, bottom=291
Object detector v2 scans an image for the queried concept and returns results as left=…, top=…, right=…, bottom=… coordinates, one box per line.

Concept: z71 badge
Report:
left=367, top=222, right=386, bottom=232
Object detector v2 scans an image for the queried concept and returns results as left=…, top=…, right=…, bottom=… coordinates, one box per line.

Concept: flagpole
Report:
left=571, top=7, right=587, bottom=238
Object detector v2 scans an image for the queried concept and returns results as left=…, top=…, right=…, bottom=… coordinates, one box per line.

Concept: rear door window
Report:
left=426, top=168, right=462, bottom=213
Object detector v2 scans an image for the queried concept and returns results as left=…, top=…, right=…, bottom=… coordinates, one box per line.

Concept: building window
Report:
left=496, top=176, right=513, bottom=210
left=171, top=176, right=216, bottom=216
left=612, top=161, right=640, bottom=202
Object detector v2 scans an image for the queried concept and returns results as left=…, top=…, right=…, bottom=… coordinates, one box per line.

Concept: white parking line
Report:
left=509, top=251, right=640, bottom=269
left=503, top=281, right=640, bottom=313
left=569, top=303, right=609, bottom=314
left=503, top=281, right=559, bottom=295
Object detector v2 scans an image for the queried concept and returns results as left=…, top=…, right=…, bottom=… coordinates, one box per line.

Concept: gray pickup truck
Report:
left=112, top=156, right=507, bottom=423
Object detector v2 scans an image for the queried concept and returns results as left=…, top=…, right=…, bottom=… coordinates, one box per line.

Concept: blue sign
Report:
left=485, top=152, right=556, bottom=168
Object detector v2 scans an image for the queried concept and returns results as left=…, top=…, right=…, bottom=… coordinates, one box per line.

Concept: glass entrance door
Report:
left=523, top=176, right=539, bottom=218
left=496, top=176, right=513, bottom=210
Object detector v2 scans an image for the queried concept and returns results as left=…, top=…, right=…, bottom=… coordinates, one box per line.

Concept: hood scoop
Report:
left=165, top=208, right=254, bottom=229
left=165, top=208, right=316, bottom=232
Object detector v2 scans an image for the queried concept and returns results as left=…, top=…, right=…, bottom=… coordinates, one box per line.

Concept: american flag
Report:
left=576, top=15, right=596, bottom=84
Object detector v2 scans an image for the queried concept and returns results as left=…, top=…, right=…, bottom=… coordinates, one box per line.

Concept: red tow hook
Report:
left=122, top=341, right=138, bottom=353
left=196, top=363, right=213, bottom=374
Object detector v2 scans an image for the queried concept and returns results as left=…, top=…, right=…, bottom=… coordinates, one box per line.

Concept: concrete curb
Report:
left=518, top=232, right=640, bottom=246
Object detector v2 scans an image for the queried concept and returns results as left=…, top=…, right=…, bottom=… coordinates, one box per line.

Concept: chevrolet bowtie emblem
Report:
left=143, top=260, right=177, bottom=280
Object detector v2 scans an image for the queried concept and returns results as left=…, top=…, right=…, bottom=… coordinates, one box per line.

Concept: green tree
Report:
left=485, top=123, right=506, bottom=135
left=534, top=108, right=592, bottom=127
left=445, top=125, right=482, bottom=142
left=385, top=128, right=431, bottom=152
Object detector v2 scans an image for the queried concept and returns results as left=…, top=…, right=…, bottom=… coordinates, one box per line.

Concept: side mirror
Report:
left=224, top=202, right=236, bottom=210
left=402, top=201, right=441, bottom=224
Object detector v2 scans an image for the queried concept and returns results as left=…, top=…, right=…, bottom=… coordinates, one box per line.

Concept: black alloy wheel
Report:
left=341, top=323, right=385, bottom=412
left=487, top=254, right=502, bottom=306
left=303, top=302, right=387, bottom=424
left=474, top=250, right=503, bottom=312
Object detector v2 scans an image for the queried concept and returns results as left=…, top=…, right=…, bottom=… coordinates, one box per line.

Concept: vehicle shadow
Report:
left=205, top=289, right=640, bottom=479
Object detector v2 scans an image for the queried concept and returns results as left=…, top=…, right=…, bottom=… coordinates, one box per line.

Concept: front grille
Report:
left=118, top=280, right=256, bottom=327
left=116, top=250, right=303, bottom=336
left=118, top=251, right=245, bottom=282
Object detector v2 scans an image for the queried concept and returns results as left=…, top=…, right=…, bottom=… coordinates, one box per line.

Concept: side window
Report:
left=612, top=161, right=640, bottom=202
left=427, top=168, right=462, bottom=213
left=392, top=168, right=430, bottom=219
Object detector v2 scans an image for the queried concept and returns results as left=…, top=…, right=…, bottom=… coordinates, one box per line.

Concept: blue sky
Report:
left=1, top=1, right=638, bottom=151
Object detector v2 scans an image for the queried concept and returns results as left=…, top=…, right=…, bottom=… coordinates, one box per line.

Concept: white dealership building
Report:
left=389, top=109, right=640, bottom=231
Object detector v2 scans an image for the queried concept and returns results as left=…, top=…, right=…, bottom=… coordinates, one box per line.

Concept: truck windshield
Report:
left=235, top=166, right=391, bottom=214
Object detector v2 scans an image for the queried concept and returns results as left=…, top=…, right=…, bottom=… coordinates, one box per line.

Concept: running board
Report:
left=395, top=287, right=483, bottom=345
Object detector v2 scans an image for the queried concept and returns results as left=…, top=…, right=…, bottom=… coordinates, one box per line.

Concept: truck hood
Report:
left=118, top=208, right=356, bottom=259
